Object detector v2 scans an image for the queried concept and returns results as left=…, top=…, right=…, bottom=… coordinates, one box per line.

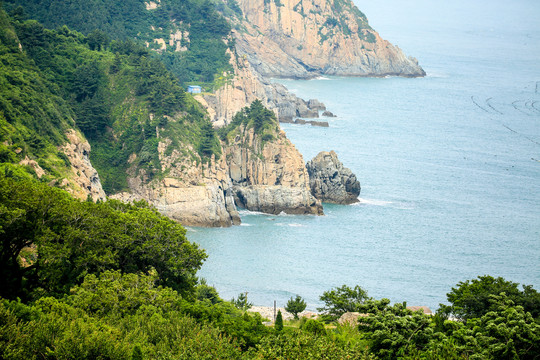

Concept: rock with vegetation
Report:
left=220, top=100, right=323, bottom=215
left=306, top=151, right=360, bottom=204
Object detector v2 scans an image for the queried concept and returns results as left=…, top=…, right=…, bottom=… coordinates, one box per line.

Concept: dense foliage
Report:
left=0, top=174, right=206, bottom=301
left=439, top=275, right=540, bottom=321
left=0, top=175, right=538, bottom=358
left=4, top=0, right=233, bottom=86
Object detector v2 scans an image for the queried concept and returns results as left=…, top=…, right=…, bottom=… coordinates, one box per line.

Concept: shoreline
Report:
left=248, top=306, right=318, bottom=322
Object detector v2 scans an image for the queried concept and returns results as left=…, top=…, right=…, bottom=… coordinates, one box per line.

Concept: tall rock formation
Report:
left=231, top=0, right=425, bottom=78
left=306, top=150, right=360, bottom=204
left=224, top=126, right=323, bottom=215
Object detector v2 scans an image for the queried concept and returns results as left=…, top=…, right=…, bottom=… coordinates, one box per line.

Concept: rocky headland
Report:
left=231, top=0, right=425, bottom=79
left=63, top=0, right=419, bottom=227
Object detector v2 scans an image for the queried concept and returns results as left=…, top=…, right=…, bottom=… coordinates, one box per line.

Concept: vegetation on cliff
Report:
left=0, top=7, right=221, bottom=193
left=3, top=0, right=234, bottom=86
left=218, top=99, right=279, bottom=145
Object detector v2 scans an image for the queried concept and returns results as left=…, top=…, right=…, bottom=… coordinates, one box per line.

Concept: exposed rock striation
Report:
left=111, top=143, right=241, bottom=228
left=224, top=126, right=323, bottom=215
left=61, top=129, right=106, bottom=202
left=306, top=151, right=360, bottom=204
left=203, top=52, right=327, bottom=125
left=232, top=0, right=425, bottom=79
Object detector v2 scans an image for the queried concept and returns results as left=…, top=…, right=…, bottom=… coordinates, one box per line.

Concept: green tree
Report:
left=0, top=175, right=206, bottom=300
left=285, top=295, right=307, bottom=319
left=199, top=119, right=217, bottom=158
left=232, top=292, right=252, bottom=311
left=439, top=275, right=540, bottom=321
left=356, top=299, right=434, bottom=359
left=275, top=309, right=284, bottom=331
left=318, top=285, right=370, bottom=320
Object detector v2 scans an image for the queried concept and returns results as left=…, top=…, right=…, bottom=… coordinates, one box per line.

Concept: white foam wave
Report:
left=238, top=209, right=268, bottom=216
left=240, top=223, right=253, bottom=227
left=357, top=198, right=393, bottom=206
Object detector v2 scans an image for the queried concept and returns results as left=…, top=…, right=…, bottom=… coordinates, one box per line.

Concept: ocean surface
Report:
left=188, top=0, right=540, bottom=311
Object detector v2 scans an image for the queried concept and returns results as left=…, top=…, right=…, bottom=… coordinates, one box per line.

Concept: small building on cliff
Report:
left=187, top=85, right=201, bottom=94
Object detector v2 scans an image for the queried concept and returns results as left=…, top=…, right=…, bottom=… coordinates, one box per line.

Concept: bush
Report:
left=302, top=319, right=326, bottom=336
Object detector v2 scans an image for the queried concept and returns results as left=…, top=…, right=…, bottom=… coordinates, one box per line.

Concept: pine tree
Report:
left=275, top=310, right=284, bottom=331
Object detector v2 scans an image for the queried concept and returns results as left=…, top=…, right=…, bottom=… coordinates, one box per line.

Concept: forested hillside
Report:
left=3, top=0, right=234, bottom=86
left=0, top=7, right=221, bottom=193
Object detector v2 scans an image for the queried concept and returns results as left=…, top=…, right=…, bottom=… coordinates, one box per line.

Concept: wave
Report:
left=313, top=76, right=331, bottom=80
left=240, top=223, right=253, bottom=227
left=357, top=198, right=393, bottom=206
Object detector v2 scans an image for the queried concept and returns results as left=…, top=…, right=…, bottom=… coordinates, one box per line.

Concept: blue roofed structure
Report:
left=187, top=85, right=202, bottom=94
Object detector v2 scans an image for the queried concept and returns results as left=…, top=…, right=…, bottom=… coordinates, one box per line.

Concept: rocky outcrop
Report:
left=306, top=151, right=360, bottom=204
left=60, top=130, right=106, bottom=202
left=225, top=126, right=323, bottom=215
left=111, top=142, right=240, bottom=228
left=203, top=51, right=327, bottom=125
left=294, top=119, right=329, bottom=127
left=322, top=110, right=336, bottom=117
left=231, top=0, right=425, bottom=79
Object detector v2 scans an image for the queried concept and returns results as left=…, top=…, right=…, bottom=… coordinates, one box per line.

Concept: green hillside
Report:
left=3, top=0, right=234, bottom=86
left=0, top=8, right=220, bottom=193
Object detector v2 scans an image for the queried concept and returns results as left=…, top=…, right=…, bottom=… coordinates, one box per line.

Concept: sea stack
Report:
left=306, top=151, right=360, bottom=204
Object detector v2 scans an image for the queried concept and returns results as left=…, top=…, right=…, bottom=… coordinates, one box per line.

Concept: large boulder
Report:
left=306, top=151, right=360, bottom=204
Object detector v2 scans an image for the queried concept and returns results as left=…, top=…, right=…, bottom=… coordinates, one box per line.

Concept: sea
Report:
left=188, top=0, right=540, bottom=311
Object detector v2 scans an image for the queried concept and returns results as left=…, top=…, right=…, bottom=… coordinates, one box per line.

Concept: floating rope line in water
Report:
left=486, top=97, right=503, bottom=114
left=471, top=96, right=490, bottom=113
left=501, top=123, right=540, bottom=146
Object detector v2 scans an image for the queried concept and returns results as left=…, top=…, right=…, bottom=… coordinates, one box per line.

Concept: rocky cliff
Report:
left=231, top=0, right=425, bottom=78
left=201, top=50, right=328, bottom=125
left=224, top=126, right=323, bottom=215
left=111, top=142, right=241, bottom=228
left=307, top=150, right=360, bottom=204
left=57, top=130, right=107, bottom=202
left=109, top=119, right=322, bottom=226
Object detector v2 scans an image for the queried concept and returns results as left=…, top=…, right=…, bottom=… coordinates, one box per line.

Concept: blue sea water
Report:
left=188, top=0, right=540, bottom=311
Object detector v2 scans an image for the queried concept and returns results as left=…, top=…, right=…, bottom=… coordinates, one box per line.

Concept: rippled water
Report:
left=188, top=0, right=540, bottom=311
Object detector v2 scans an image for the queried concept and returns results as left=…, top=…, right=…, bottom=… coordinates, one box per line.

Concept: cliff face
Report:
left=232, top=0, right=425, bottom=78
left=200, top=50, right=328, bottom=125
left=224, top=126, right=323, bottom=215
left=111, top=123, right=322, bottom=226
left=111, top=142, right=241, bottom=228
left=60, top=130, right=107, bottom=202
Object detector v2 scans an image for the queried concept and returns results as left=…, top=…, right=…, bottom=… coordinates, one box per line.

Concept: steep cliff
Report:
left=230, top=0, right=425, bottom=78
left=60, top=130, right=107, bottom=202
